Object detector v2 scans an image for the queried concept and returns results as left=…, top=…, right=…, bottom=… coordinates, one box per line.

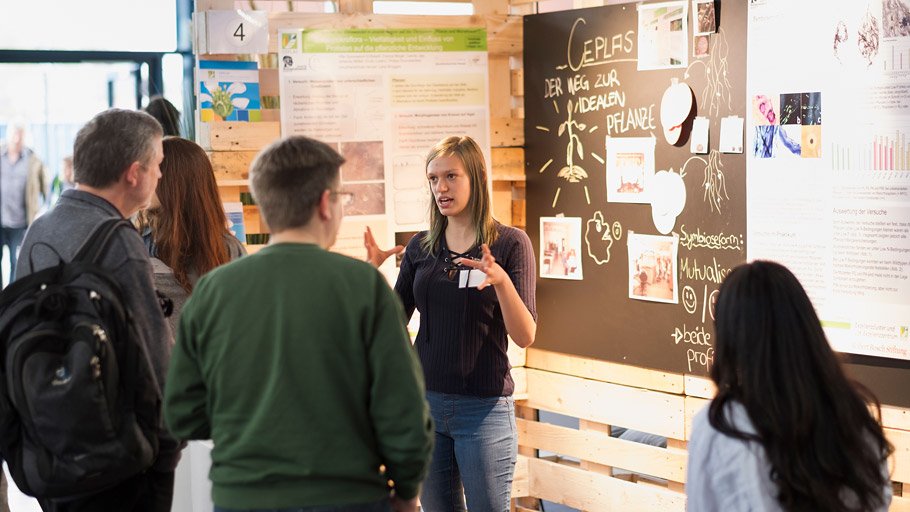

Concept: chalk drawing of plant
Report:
left=557, top=99, right=588, bottom=183
left=201, top=81, right=251, bottom=120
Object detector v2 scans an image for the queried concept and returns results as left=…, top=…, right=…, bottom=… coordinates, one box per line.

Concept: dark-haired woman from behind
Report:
left=686, top=261, right=893, bottom=511
left=143, top=137, right=246, bottom=333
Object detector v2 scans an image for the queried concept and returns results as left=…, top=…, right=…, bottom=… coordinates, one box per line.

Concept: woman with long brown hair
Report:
left=143, top=137, right=245, bottom=329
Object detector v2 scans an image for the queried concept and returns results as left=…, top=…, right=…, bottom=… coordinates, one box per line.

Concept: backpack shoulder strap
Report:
left=73, top=218, right=135, bottom=264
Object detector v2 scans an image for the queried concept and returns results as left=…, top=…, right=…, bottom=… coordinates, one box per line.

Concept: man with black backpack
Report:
left=8, top=109, right=179, bottom=511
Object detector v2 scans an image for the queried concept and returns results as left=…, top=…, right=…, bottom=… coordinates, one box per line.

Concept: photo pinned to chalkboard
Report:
left=606, top=136, right=656, bottom=203
left=693, top=34, right=711, bottom=58
left=627, top=232, right=679, bottom=304
left=540, top=216, right=583, bottom=281
left=638, top=0, right=689, bottom=70
left=693, top=0, right=717, bottom=35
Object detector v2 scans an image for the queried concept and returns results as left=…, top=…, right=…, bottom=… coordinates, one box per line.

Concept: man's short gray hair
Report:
left=250, top=136, right=345, bottom=232
left=73, top=109, right=163, bottom=188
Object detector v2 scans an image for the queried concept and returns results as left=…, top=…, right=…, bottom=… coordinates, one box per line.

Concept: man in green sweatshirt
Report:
left=163, top=135, right=433, bottom=512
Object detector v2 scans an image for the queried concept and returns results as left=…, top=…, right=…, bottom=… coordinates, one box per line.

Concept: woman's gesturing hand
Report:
left=364, top=226, right=404, bottom=268
left=457, top=243, right=506, bottom=290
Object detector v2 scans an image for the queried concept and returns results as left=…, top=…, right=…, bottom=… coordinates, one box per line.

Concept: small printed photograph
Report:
left=694, top=0, right=717, bottom=35
left=779, top=93, right=802, bottom=125
left=342, top=182, right=386, bottom=216
left=800, top=92, right=822, bottom=125
left=670, top=18, right=684, bottom=31
left=752, top=94, right=780, bottom=126
left=801, top=125, right=822, bottom=158
left=281, top=32, right=299, bottom=50
left=282, top=55, right=294, bottom=69
left=753, top=126, right=801, bottom=158
left=395, top=231, right=419, bottom=267
left=693, top=34, right=710, bottom=58
left=638, top=1, right=689, bottom=70
left=341, top=141, right=385, bottom=181
left=627, top=232, right=678, bottom=304
left=884, top=0, right=910, bottom=37
left=540, top=217, right=583, bottom=281
left=606, top=137, right=656, bottom=204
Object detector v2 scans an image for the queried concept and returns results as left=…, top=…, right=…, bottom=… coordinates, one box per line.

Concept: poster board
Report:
left=526, top=1, right=910, bottom=406
left=525, top=1, right=748, bottom=380
left=278, top=27, right=491, bottom=265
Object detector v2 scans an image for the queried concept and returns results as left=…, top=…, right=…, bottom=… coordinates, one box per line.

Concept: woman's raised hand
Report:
left=457, top=244, right=506, bottom=290
left=363, top=226, right=404, bottom=268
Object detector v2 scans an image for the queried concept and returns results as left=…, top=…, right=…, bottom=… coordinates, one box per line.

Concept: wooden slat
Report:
left=491, top=116, right=524, bottom=147
left=893, top=495, right=910, bottom=512
left=579, top=419, right=614, bottom=476
left=474, top=0, right=510, bottom=15
left=218, top=185, right=242, bottom=203
left=204, top=122, right=281, bottom=151
left=683, top=374, right=714, bottom=399
left=517, top=418, right=687, bottom=482
left=683, top=396, right=709, bottom=441
left=883, top=406, right=910, bottom=431
left=511, top=68, right=524, bottom=97
left=527, top=457, right=686, bottom=511
left=888, top=427, right=910, bottom=484
left=196, top=0, right=233, bottom=10
left=526, top=348, right=684, bottom=394
left=512, top=366, right=528, bottom=400
left=259, top=68, right=279, bottom=97
left=508, top=341, right=527, bottom=367
left=491, top=146, right=525, bottom=181
left=512, top=454, right=531, bottom=498
left=493, top=181, right=513, bottom=227
left=209, top=151, right=257, bottom=181
left=338, top=0, right=373, bottom=14
left=489, top=55, right=513, bottom=118
left=524, top=368, right=686, bottom=439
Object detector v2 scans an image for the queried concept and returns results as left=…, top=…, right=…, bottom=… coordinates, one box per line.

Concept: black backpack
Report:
left=0, top=218, right=161, bottom=499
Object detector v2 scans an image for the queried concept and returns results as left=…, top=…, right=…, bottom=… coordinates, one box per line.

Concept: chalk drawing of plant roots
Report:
left=557, top=99, right=588, bottom=183
left=701, top=150, right=729, bottom=214
left=684, top=28, right=733, bottom=118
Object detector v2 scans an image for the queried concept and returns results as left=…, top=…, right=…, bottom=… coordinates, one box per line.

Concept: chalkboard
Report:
left=524, top=1, right=910, bottom=408
left=525, top=1, right=747, bottom=378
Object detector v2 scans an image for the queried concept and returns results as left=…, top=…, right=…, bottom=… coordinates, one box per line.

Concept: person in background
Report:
left=140, top=136, right=246, bottom=333
left=687, top=260, right=893, bottom=512
left=365, top=135, right=537, bottom=512
left=0, top=123, right=48, bottom=285
left=17, top=108, right=179, bottom=511
left=144, top=96, right=181, bottom=137
left=164, top=135, right=433, bottom=512
left=48, top=154, right=75, bottom=207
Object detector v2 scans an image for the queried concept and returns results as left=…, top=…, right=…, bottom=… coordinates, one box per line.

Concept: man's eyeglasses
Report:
left=331, top=190, right=355, bottom=207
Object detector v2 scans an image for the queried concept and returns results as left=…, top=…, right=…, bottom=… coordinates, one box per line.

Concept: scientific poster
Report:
left=278, top=28, right=490, bottom=262
left=747, top=0, right=910, bottom=361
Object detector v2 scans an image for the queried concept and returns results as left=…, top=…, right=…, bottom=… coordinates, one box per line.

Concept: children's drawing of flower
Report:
left=201, top=81, right=251, bottom=120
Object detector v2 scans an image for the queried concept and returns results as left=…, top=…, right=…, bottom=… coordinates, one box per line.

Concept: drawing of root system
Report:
left=557, top=99, right=588, bottom=183
left=702, top=150, right=729, bottom=214
left=685, top=28, right=733, bottom=118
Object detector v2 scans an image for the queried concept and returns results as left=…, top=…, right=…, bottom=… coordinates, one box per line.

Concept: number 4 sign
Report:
left=196, top=10, right=269, bottom=55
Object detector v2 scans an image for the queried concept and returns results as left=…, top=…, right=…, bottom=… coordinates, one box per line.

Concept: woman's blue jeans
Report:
left=420, top=391, right=517, bottom=512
